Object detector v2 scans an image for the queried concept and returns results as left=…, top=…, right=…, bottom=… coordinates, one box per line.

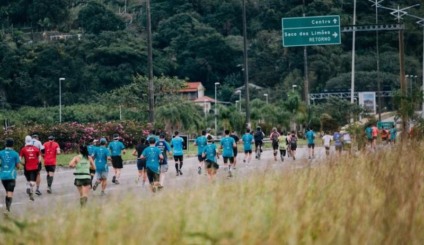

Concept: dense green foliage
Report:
left=0, top=0, right=422, bottom=133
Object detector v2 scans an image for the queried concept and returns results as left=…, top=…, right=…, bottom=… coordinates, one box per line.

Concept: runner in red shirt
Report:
left=43, top=136, right=61, bottom=194
left=20, top=136, right=41, bottom=201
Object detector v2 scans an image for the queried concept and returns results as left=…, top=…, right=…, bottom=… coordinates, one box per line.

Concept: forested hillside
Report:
left=0, top=0, right=423, bottom=109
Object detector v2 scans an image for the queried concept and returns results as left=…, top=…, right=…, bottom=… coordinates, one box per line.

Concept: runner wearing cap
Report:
left=108, top=134, right=126, bottom=185
left=42, top=136, right=61, bottom=194
left=92, top=138, right=111, bottom=196
left=0, top=138, right=20, bottom=212
left=30, top=134, right=44, bottom=196
left=20, top=135, right=41, bottom=201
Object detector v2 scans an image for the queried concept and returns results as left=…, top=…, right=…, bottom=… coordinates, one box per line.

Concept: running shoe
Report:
left=93, top=181, right=100, bottom=191
left=243, top=159, right=246, bottom=163
left=47, top=187, right=52, bottom=194
left=112, top=176, right=116, bottom=184
left=179, top=170, right=183, bottom=176
left=228, top=171, right=233, bottom=178
left=198, top=167, right=201, bottom=175
left=29, top=193, right=34, bottom=201
left=114, top=179, right=120, bottom=185
left=176, top=171, right=180, bottom=176
left=26, top=188, right=30, bottom=195
left=35, top=189, right=42, bottom=196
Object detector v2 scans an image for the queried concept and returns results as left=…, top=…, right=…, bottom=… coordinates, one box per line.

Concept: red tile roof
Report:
left=179, top=82, right=203, bottom=92
left=193, top=96, right=215, bottom=103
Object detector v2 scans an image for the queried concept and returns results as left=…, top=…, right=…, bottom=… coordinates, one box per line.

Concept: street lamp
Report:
left=59, top=77, right=65, bottom=123
left=292, top=84, right=297, bottom=92
left=235, top=90, right=241, bottom=112
left=264, top=93, right=268, bottom=104
left=235, top=100, right=239, bottom=111
left=214, top=82, right=220, bottom=135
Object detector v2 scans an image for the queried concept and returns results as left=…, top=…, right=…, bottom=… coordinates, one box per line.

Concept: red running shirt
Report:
left=43, top=141, right=60, bottom=165
left=20, top=145, right=40, bottom=170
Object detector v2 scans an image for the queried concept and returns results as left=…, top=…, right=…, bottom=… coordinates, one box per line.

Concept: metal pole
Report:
left=215, top=82, right=220, bottom=135
left=375, top=0, right=382, bottom=121
left=146, top=0, right=154, bottom=123
left=422, top=27, right=424, bottom=118
left=351, top=0, right=356, bottom=107
left=238, top=91, right=241, bottom=112
left=59, top=78, right=65, bottom=123
left=242, top=0, right=250, bottom=129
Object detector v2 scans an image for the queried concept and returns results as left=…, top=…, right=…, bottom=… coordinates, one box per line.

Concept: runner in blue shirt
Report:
left=305, top=128, right=315, bottom=159
left=92, top=138, right=111, bottom=195
left=389, top=125, right=397, bottom=145
left=333, top=130, right=343, bottom=155
left=108, top=134, right=126, bottom=185
left=202, top=135, right=220, bottom=181
left=155, top=133, right=171, bottom=188
left=194, top=130, right=207, bottom=175
left=171, top=131, right=185, bottom=176
left=141, top=137, right=163, bottom=192
left=146, top=130, right=160, bottom=144
left=0, top=139, right=20, bottom=212
left=241, top=129, right=254, bottom=164
left=220, top=129, right=236, bottom=177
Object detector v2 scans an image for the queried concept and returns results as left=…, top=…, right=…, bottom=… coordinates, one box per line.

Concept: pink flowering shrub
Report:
left=1, top=121, right=149, bottom=152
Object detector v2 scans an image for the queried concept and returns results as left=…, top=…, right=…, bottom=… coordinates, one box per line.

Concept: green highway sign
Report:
left=282, top=15, right=341, bottom=47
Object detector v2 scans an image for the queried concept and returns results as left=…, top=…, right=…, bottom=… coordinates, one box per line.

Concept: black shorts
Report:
left=2, top=180, right=16, bottom=192
left=38, top=162, right=42, bottom=171
left=111, top=156, right=123, bottom=169
left=279, top=149, right=286, bottom=156
left=205, top=160, right=219, bottom=169
left=137, top=159, right=146, bottom=171
left=174, top=155, right=183, bottom=162
left=45, top=165, right=56, bottom=173
left=272, top=142, right=279, bottom=150
left=290, top=143, right=297, bottom=151
left=244, top=150, right=252, bottom=154
left=90, top=169, right=96, bottom=175
left=24, top=169, right=39, bottom=182
left=223, top=157, right=234, bottom=164
left=233, top=148, right=238, bottom=157
left=367, top=138, right=373, bottom=143
left=308, top=143, right=315, bottom=149
left=74, top=178, right=91, bottom=187
left=254, top=141, right=263, bottom=148
left=146, top=168, right=159, bottom=184
left=197, top=155, right=205, bottom=162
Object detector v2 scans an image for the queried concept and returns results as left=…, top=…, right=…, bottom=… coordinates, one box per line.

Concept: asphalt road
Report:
left=5, top=146, right=328, bottom=217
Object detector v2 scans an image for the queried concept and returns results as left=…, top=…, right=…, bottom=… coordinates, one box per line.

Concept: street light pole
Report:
left=264, top=93, right=268, bottom=104
left=59, top=78, right=65, bottom=123
left=214, top=82, right=220, bottom=136
left=236, top=90, right=241, bottom=112
left=292, top=84, right=297, bottom=93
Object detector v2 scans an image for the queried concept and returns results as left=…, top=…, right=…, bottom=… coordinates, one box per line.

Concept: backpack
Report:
left=254, top=131, right=263, bottom=141
left=290, top=135, right=297, bottom=146
left=271, top=133, right=279, bottom=144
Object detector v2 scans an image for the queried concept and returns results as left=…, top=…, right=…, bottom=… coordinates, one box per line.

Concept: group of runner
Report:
left=365, top=123, right=397, bottom=150
left=0, top=134, right=60, bottom=213
left=0, top=125, right=358, bottom=212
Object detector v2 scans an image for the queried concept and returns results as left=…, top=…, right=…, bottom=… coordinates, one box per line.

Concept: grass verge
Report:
left=4, top=143, right=423, bottom=244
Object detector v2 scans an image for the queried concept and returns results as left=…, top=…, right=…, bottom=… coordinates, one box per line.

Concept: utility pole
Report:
left=242, top=0, right=250, bottom=129
left=303, top=1, right=309, bottom=105
left=146, top=0, right=154, bottom=123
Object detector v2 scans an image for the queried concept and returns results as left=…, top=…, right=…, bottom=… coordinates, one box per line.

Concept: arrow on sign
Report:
left=333, top=18, right=338, bottom=24
left=332, top=32, right=338, bottom=38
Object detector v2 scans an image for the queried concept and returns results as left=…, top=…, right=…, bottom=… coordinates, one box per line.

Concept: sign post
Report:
left=282, top=15, right=341, bottom=47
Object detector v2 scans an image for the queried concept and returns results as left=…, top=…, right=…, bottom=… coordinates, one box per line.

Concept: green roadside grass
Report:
left=4, top=143, right=424, bottom=244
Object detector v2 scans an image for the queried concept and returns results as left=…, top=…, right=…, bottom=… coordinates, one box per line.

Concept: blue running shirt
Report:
left=195, top=136, right=207, bottom=155
left=93, top=146, right=110, bottom=172
left=0, top=149, right=20, bottom=180
left=142, top=146, right=162, bottom=173
left=108, top=140, right=125, bottom=156
left=220, top=136, right=235, bottom=158
left=203, top=143, right=217, bottom=162
left=242, top=133, right=253, bottom=151
left=171, top=136, right=184, bottom=156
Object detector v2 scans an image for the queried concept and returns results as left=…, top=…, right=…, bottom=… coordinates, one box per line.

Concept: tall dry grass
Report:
left=1, top=143, right=424, bottom=244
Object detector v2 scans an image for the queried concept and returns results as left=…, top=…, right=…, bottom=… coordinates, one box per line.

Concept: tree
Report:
left=78, top=2, right=125, bottom=34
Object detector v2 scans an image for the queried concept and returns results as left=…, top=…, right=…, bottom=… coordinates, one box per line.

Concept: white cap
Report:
left=25, top=135, right=32, bottom=145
